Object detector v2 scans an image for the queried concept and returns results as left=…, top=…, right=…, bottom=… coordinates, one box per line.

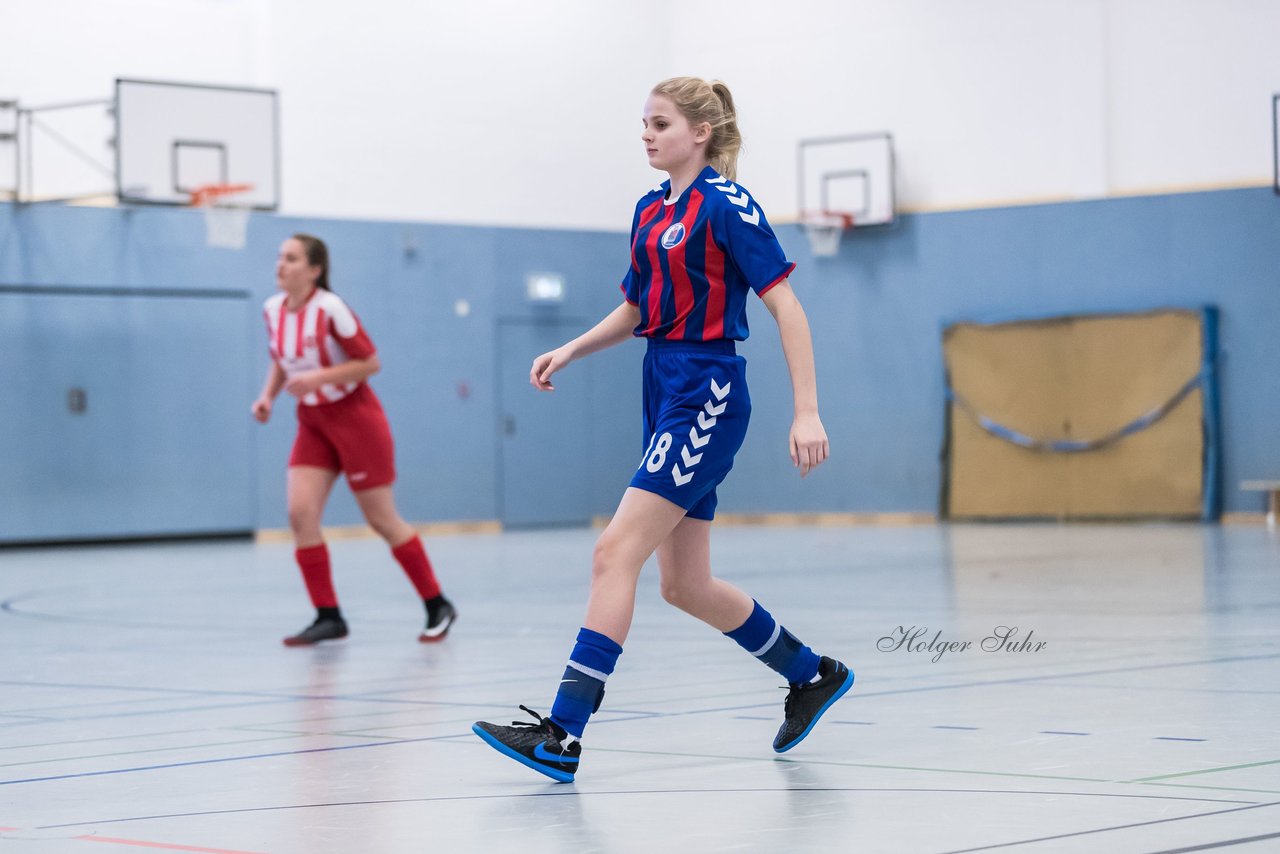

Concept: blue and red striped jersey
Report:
left=621, top=165, right=795, bottom=341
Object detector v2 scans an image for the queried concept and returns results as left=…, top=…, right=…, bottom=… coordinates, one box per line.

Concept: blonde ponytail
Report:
left=651, top=77, right=742, bottom=181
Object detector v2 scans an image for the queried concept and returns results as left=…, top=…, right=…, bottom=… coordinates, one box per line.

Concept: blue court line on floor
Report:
left=0, top=734, right=310, bottom=771
left=0, top=734, right=456, bottom=786
left=0, top=699, right=297, bottom=724
left=1148, top=831, right=1280, bottom=854
left=31, top=786, right=1266, bottom=830
left=3, top=650, right=1275, bottom=712
left=0, top=678, right=320, bottom=701
left=937, top=799, right=1280, bottom=854
left=0, top=685, right=531, bottom=724
left=0, top=674, right=594, bottom=711
left=1041, top=731, right=1091, bottom=736
left=544, top=653, right=1280, bottom=725
left=5, top=695, right=215, bottom=715
left=0, top=729, right=203, bottom=753
left=0, top=596, right=246, bottom=633
left=737, top=651, right=1280, bottom=705
left=1157, top=737, right=1208, bottom=742
left=933, top=725, right=981, bottom=731
left=1049, top=681, right=1280, bottom=697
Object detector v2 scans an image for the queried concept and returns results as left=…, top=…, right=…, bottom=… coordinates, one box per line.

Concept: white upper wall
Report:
left=263, top=0, right=667, bottom=229
left=668, top=0, right=1280, bottom=218
left=1104, top=0, right=1280, bottom=194
left=2, top=0, right=1277, bottom=229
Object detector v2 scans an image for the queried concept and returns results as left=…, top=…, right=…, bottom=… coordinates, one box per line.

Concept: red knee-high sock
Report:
left=296, top=543, right=338, bottom=609
left=391, top=535, right=441, bottom=600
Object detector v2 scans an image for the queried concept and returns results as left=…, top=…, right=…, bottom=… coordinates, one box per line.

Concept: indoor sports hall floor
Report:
left=1, top=523, right=1277, bottom=853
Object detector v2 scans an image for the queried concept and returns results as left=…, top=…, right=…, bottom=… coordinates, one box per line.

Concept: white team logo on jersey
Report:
left=660, top=222, right=686, bottom=249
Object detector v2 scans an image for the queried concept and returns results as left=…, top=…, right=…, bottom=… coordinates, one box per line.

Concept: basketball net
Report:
left=802, top=211, right=854, bottom=258
left=190, top=183, right=254, bottom=250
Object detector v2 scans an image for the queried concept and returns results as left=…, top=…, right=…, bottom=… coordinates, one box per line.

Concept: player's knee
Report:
left=287, top=504, right=321, bottom=536
left=362, top=512, right=397, bottom=541
left=590, top=538, right=613, bottom=582
left=660, top=574, right=704, bottom=610
left=590, top=533, right=631, bottom=583
left=659, top=576, right=687, bottom=608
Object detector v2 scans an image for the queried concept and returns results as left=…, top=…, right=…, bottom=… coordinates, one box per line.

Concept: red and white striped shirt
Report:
left=263, top=289, right=376, bottom=406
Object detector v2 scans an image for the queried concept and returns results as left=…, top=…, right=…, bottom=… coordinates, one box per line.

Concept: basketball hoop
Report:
left=189, top=183, right=254, bottom=250
left=801, top=211, right=854, bottom=258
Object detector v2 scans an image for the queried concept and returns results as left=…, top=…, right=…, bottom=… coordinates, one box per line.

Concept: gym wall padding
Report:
left=942, top=308, right=1219, bottom=521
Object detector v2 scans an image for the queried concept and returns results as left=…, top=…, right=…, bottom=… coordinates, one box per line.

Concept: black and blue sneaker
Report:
left=473, top=705, right=581, bottom=783
left=773, top=656, right=855, bottom=753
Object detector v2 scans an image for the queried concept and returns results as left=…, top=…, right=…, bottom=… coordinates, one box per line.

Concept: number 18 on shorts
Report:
left=629, top=343, right=751, bottom=522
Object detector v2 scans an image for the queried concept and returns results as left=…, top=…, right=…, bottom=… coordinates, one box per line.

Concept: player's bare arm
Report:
left=285, top=355, right=381, bottom=398
left=761, top=280, right=829, bottom=477
left=531, top=301, right=641, bottom=391
left=252, top=361, right=288, bottom=422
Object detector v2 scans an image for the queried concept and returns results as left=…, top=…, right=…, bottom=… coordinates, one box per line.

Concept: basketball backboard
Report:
left=797, top=132, right=895, bottom=227
left=115, top=79, right=279, bottom=209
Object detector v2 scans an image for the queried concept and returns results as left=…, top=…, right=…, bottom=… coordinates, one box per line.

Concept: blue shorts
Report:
left=629, top=338, right=751, bottom=521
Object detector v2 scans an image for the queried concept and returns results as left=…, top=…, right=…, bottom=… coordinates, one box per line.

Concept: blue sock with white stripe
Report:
left=549, top=627, right=623, bottom=739
left=725, top=600, right=820, bottom=684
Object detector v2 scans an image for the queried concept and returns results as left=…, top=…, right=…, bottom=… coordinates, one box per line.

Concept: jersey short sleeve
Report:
left=621, top=263, right=640, bottom=306
left=717, top=197, right=795, bottom=297
left=620, top=197, right=649, bottom=306
left=332, top=309, right=376, bottom=360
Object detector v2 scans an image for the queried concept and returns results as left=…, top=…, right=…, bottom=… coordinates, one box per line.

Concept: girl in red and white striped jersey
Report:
left=251, top=233, right=456, bottom=646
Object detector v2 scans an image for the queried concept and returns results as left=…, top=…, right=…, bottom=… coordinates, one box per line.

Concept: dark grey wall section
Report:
left=2, top=186, right=1277, bottom=540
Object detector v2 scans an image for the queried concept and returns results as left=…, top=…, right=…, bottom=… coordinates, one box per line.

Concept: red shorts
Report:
left=289, top=383, right=396, bottom=491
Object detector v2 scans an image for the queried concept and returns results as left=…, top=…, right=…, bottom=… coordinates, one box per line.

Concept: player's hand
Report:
left=530, top=347, right=572, bottom=391
left=285, top=371, right=323, bottom=398
left=251, top=397, right=273, bottom=423
left=790, top=411, right=829, bottom=478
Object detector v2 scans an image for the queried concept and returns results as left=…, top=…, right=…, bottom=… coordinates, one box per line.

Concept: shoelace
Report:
left=780, top=674, right=824, bottom=717
left=509, top=704, right=554, bottom=731
left=780, top=684, right=801, bottom=717
left=507, top=705, right=574, bottom=756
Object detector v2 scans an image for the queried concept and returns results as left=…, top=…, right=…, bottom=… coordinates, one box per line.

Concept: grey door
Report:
left=497, top=318, right=592, bottom=527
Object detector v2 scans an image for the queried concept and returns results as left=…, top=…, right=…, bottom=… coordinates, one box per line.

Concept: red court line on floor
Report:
left=74, top=837, right=266, bottom=853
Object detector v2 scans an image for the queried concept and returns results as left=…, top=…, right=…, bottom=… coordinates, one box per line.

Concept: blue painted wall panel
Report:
left=0, top=291, right=255, bottom=540
left=2, top=185, right=1277, bottom=537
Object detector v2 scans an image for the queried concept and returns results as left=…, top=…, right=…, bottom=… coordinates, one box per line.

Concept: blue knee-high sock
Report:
left=725, top=600, right=820, bottom=684
left=549, top=627, right=623, bottom=739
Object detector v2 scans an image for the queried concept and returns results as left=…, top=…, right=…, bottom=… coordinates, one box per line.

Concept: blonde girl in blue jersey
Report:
left=474, top=77, right=852, bottom=782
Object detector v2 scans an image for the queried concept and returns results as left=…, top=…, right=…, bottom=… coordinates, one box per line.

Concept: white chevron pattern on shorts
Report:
left=672, top=377, right=732, bottom=488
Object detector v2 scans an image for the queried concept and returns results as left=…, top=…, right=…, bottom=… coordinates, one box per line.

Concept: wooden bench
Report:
left=1240, top=480, right=1280, bottom=527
